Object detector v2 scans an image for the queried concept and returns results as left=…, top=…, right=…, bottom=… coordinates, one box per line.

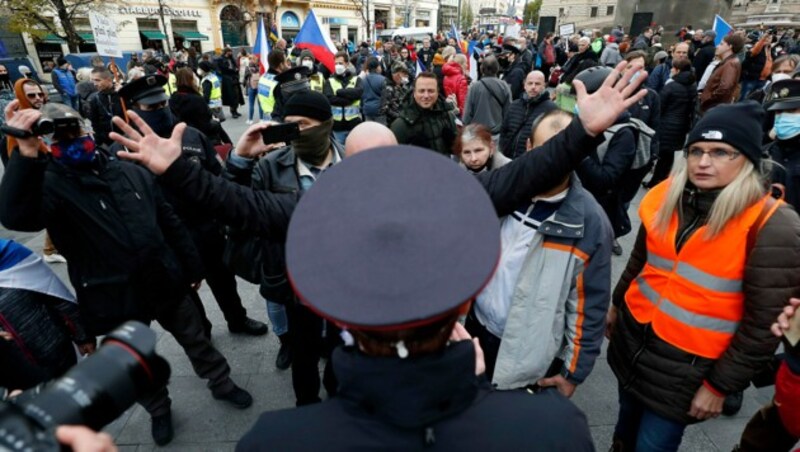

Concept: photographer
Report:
left=0, top=102, right=252, bottom=446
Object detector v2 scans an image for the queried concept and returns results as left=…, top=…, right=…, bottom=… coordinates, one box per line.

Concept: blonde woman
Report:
left=606, top=101, right=800, bottom=451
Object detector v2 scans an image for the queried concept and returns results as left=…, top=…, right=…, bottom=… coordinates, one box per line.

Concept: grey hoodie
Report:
left=600, top=43, right=622, bottom=67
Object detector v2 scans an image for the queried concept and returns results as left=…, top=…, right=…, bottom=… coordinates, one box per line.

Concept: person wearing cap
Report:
left=740, top=32, right=773, bottom=100
left=645, top=50, right=671, bottom=93
left=257, top=50, right=292, bottom=122
left=86, top=67, right=125, bottom=148
left=390, top=72, right=458, bottom=156
left=606, top=101, right=800, bottom=451
left=498, top=41, right=527, bottom=100
left=0, top=102, right=255, bottom=446
left=198, top=60, right=224, bottom=119
left=378, top=61, right=410, bottom=126
left=297, top=50, right=325, bottom=93
left=235, top=145, right=596, bottom=451
left=360, top=57, right=385, bottom=122
left=693, top=30, right=717, bottom=79
left=223, top=90, right=344, bottom=399
left=765, top=78, right=800, bottom=211
left=52, top=57, right=79, bottom=111
left=323, top=51, right=364, bottom=145
left=699, top=34, right=745, bottom=114
left=116, top=74, right=268, bottom=338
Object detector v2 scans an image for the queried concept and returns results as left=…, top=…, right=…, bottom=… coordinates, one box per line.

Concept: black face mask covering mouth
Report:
left=133, top=107, right=176, bottom=138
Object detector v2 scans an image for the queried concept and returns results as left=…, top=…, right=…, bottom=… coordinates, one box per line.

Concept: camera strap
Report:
left=0, top=124, right=35, bottom=139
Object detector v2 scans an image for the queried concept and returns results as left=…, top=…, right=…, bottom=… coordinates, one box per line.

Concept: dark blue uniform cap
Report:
left=286, top=146, right=501, bottom=331
left=118, top=74, right=168, bottom=106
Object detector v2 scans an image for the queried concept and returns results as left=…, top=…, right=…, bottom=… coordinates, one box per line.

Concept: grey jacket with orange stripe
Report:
left=492, top=175, right=614, bottom=390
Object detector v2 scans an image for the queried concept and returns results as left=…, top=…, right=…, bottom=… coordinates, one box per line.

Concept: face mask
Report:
left=197, top=69, right=206, bottom=77
left=775, top=112, right=800, bottom=140
left=292, top=118, right=333, bottom=166
left=335, top=64, right=346, bottom=75
left=50, top=135, right=96, bottom=167
left=302, top=60, right=314, bottom=69
left=771, top=73, right=791, bottom=83
left=400, top=77, right=409, bottom=85
left=0, top=73, right=9, bottom=85
left=133, top=107, right=176, bottom=138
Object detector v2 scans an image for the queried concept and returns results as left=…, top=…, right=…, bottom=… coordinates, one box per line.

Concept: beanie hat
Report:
left=685, top=101, right=765, bottom=165
left=56, top=56, right=68, bottom=67
left=198, top=61, right=213, bottom=73
left=299, top=50, right=314, bottom=62
left=283, top=90, right=332, bottom=122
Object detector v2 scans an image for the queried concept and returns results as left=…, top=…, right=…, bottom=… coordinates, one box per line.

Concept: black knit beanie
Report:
left=685, top=101, right=765, bottom=165
left=283, top=90, right=332, bottom=122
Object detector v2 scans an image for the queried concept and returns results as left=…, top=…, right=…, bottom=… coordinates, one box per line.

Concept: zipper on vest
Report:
left=623, top=323, right=651, bottom=390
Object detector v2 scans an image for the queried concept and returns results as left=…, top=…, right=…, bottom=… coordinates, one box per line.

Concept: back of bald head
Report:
left=528, top=70, right=545, bottom=82
left=345, top=121, right=398, bottom=157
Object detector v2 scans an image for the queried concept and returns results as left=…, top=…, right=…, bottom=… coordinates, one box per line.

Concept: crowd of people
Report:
left=0, top=20, right=800, bottom=452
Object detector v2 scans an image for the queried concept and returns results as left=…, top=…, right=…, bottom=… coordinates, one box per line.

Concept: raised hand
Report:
left=573, top=60, right=649, bottom=137
left=110, top=111, right=186, bottom=175
left=4, top=99, right=43, bottom=157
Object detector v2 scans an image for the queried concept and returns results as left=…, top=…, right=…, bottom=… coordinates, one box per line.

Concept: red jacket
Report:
left=776, top=359, right=800, bottom=437
left=442, top=61, right=468, bottom=115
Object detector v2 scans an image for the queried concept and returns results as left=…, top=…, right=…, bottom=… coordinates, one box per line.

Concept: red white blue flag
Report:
left=253, top=17, right=271, bottom=74
left=294, top=10, right=337, bottom=73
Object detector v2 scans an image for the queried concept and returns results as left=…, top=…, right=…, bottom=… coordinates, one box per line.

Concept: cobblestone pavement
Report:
left=0, top=114, right=780, bottom=451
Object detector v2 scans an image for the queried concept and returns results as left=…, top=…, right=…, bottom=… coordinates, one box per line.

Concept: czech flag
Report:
left=416, top=59, right=426, bottom=77
left=253, top=17, right=271, bottom=74
left=514, top=16, right=523, bottom=25
left=294, top=9, right=337, bottom=73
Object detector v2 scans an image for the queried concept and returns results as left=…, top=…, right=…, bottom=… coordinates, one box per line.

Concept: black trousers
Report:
left=464, top=310, right=502, bottom=382
left=139, top=295, right=234, bottom=417
left=192, top=228, right=247, bottom=326
left=288, top=303, right=340, bottom=406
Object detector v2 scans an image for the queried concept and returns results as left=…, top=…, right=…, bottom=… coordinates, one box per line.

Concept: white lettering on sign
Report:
left=118, top=6, right=202, bottom=17
left=89, top=12, right=122, bottom=58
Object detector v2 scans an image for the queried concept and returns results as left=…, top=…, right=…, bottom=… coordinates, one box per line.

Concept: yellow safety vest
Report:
left=258, top=73, right=278, bottom=117
left=202, top=73, right=222, bottom=108
left=328, top=77, right=361, bottom=121
left=163, top=72, right=177, bottom=96
left=309, top=73, right=324, bottom=93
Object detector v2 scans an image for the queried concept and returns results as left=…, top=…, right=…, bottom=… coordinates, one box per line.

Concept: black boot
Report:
left=276, top=333, right=292, bottom=370
left=228, top=317, right=269, bottom=336
left=151, top=412, right=174, bottom=446
left=723, top=390, right=744, bottom=416
left=213, top=384, right=253, bottom=409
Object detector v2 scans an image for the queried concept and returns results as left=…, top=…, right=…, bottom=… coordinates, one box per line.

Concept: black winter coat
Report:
left=237, top=342, right=594, bottom=451
left=659, top=71, right=697, bottom=154
left=87, top=90, right=125, bottom=148
left=693, top=42, right=716, bottom=81
left=768, top=136, right=800, bottom=212
left=501, top=59, right=527, bottom=100
left=0, top=152, right=203, bottom=335
left=499, top=92, right=557, bottom=159
left=169, top=89, right=229, bottom=143
left=576, top=113, right=637, bottom=238
left=609, top=187, right=800, bottom=424
left=742, top=46, right=767, bottom=81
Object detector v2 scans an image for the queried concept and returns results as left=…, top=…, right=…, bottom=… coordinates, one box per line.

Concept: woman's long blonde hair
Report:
left=654, top=159, right=766, bottom=239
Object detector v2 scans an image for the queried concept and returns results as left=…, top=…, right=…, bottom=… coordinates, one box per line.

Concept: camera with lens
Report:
left=0, top=103, right=82, bottom=139
left=0, top=321, right=170, bottom=452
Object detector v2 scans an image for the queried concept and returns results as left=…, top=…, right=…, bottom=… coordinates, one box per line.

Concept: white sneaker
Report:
left=44, top=253, right=67, bottom=264
left=246, top=120, right=253, bottom=125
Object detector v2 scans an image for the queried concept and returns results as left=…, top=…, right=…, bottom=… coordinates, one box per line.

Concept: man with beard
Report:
left=500, top=70, right=556, bottom=159
left=224, top=90, right=346, bottom=405
left=693, top=30, right=717, bottom=82
left=116, top=74, right=268, bottom=337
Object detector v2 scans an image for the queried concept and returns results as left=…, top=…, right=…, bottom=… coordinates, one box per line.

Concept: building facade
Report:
left=730, top=0, right=800, bottom=28
left=539, top=0, right=618, bottom=33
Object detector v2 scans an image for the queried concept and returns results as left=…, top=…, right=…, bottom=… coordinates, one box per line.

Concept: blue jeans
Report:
left=614, top=387, right=687, bottom=452
left=332, top=130, right=349, bottom=146
left=739, top=79, right=765, bottom=101
left=247, top=87, right=262, bottom=121
left=265, top=300, right=288, bottom=336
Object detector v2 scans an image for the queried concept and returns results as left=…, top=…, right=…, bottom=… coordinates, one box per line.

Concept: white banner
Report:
left=89, top=12, right=122, bottom=58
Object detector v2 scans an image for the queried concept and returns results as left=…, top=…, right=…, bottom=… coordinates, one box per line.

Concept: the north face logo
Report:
left=701, top=130, right=723, bottom=140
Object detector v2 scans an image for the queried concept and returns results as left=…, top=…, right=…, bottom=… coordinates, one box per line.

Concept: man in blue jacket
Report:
left=52, top=57, right=79, bottom=111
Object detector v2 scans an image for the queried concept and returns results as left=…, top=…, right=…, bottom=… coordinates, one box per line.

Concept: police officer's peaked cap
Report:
left=274, top=65, right=311, bottom=84
left=118, top=74, right=168, bottom=106
left=766, top=79, right=800, bottom=111
left=285, top=146, right=501, bottom=331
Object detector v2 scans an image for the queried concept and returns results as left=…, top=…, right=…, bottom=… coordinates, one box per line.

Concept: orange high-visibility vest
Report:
left=625, top=181, right=781, bottom=359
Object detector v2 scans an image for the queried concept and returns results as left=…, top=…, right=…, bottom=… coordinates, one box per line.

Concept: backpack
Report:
left=596, top=118, right=656, bottom=170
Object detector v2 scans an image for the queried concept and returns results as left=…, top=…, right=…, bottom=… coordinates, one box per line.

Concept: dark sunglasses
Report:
left=26, top=92, right=45, bottom=99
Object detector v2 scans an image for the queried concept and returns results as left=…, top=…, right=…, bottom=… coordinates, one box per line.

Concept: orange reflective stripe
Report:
left=569, top=272, right=585, bottom=373
left=542, top=242, right=590, bottom=263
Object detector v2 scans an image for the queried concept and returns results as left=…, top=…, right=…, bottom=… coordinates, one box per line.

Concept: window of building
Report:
left=607, top=5, right=614, bottom=16
left=558, top=7, right=564, bottom=16
left=590, top=6, right=598, bottom=17
left=137, top=19, right=165, bottom=51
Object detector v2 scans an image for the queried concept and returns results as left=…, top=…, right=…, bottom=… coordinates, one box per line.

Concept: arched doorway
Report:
left=221, top=5, right=248, bottom=47
left=281, top=11, right=301, bottom=44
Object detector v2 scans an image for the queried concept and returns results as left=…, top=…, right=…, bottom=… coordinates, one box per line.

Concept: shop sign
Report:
left=119, top=6, right=202, bottom=18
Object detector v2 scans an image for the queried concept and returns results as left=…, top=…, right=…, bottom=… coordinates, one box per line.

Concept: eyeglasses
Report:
left=26, top=92, right=45, bottom=99
left=684, top=147, right=741, bottom=161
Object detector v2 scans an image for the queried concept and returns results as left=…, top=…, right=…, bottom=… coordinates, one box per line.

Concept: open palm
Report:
left=573, top=60, right=649, bottom=137
left=110, top=111, right=186, bottom=175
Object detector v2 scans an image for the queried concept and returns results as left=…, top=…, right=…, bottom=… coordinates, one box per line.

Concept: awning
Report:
left=41, top=34, right=65, bottom=44
left=140, top=30, right=167, bottom=40
left=174, top=31, right=209, bottom=41
left=78, top=32, right=94, bottom=44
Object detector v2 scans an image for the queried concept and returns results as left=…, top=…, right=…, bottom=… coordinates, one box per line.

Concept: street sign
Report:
left=89, top=12, right=122, bottom=58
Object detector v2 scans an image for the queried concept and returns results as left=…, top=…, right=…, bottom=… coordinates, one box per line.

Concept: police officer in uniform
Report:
left=298, top=50, right=325, bottom=93
left=198, top=61, right=223, bottom=118
left=324, top=51, right=363, bottom=144
left=236, top=147, right=596, bottom=451
left=117, top=75, right=268, bottom=337
left=258, top=50, right=291, bottom=121
left=269, top=65, right=312, bottom=122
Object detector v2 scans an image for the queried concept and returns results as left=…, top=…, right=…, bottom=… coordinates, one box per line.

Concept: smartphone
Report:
left=261, top=122, right=300, bottom=145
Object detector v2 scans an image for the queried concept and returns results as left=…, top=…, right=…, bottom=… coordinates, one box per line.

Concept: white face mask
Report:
left=198, top=69, right=205, bottom=76
left=335, top=64, right=346, bottom=75
left=772, top=73, right=791, bottom=83
left=400, top=77, right=409, bottom=85
left=302, top=60, right=314, bottom=69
